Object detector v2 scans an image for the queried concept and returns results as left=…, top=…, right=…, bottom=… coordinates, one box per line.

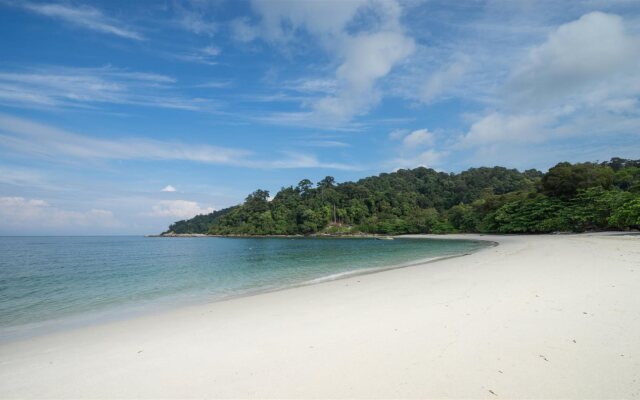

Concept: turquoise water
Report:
left=0, top=236, right=489, bottom=340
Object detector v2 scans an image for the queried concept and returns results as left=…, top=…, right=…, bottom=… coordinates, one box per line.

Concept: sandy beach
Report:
left=1, top=233, right=639, bottom=398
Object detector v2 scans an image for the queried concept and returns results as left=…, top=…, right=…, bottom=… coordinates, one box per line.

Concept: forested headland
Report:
left=163, top=157, right=640, bottom=236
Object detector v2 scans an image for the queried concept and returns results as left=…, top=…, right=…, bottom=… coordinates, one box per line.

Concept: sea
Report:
left=0, top=236, right=489, bottom=341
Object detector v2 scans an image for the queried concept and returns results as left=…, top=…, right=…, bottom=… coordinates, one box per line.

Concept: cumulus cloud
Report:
left=387, top=128, right=444, bottom=169
left=390, top=128, right=435, bottom=147
left=251, top=0, right=368, bottom=41
left=402, top=129, right=435, bottom=147
left=161, top=185, right=177, bottom=192
left=247, top=0, right=415, bottom=126
left=313, top=31, right=415, bottom=124
left=462, top=112, right=553, bottom=146
left=507, top=12, right=640, bottom=109
left=390, top=150, right=447, bottom=170
left=0, top=196, right=119, bottom=229
left=389, top=129, right=408, bottom=140
left=462, top=12, right=640, bottom=151
left=149, top=200, right=214, bottom=219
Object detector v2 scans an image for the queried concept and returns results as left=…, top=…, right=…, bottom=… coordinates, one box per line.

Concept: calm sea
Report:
left=0, top=236, right=489, bottom=341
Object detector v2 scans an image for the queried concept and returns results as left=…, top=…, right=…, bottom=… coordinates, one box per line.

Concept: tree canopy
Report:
left=164, top=158, right=640, bottom=235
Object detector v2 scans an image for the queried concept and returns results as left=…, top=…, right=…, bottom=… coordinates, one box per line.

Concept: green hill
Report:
left=164, top=157, right=640, bottom=235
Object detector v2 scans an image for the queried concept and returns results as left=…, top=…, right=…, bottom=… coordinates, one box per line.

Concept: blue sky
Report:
left=1, top=0, right=639, bottom=235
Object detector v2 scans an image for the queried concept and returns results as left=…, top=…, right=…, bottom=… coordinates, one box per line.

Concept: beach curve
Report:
left=0, top=233, right=639, bottom=398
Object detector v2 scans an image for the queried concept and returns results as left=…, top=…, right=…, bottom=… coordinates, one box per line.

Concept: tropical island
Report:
left=164, top=157, right=640, bottom=236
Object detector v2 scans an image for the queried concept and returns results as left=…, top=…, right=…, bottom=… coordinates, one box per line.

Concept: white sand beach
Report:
left=1, top=233, right=639, bottom=399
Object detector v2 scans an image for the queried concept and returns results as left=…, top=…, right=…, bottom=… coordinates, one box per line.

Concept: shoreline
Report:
left=1, top=233, right=639, bottom=398
left=0, top=236, right=492, bottom=344
left=147, top=232, right=394, bottom=238
left=147, top=230, right=639, bottom=238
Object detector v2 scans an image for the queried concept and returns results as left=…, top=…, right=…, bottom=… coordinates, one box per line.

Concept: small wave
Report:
left=300, top=255, right=450, bottom=285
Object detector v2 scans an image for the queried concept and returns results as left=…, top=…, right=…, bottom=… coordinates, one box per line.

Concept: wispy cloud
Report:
left=170, top=0, right=217, bottom=36
left=161, top=185, right=177, bottom=192
left=0, top=66, right=216, bottom=111
left=195, top=80, right=233, bottom=89
left=0, top=113, right=250, bottom=164
left=0, top=114, right=360, bottom=170
left=0, top=196, right=121, bottom=229
left=282, top=78, right=338, bottom=95
left=229, top=17, right=259, bottom=42
left=242, top=152, right=359, bottom=171
left=0, top=165, right=46, bottom=187
left=10, top=1, right=143, bottom=40
left=298, top=140, right=350, bottom=148
left=172, top=45, right=222, bottom=66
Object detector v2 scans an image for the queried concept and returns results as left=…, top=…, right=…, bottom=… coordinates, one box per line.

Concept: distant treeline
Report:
left=164, top=157, right=640, bottom=235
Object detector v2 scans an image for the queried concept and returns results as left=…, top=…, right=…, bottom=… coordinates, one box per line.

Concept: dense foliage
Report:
left=163, top=206, right=237, bottom=234
left=164, top=158, right=640, bottom=235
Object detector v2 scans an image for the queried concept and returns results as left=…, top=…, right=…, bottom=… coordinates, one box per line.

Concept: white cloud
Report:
left=461, top=12, right=640, bottom=152
left=387, top=128, right=443, bottom=169
left=389, top=128, right=435, bottom=146
left=161, top=185, right=177, bottom=192
left=195, top=80, right=233, bottom=89
left=243, top=152, right=359, bottom=170
left=201, top=45, right=221, bottom=57
left=389, top=129, right=408, bottom=140
left=402, top=129, right=435, bottom=147
left=149, top=200, right=213, bottom=219
left=0, top=114, right=359, bottom=170
left=230, top=17, right=259, bottom=42
left=507, top=11, right=640, bottom=109
left=248, top=0, right=415, bottom=126
left=390, top=150, right=447, bottom=170
left=0, top=66, right=215, bottom=111
left=0, top=165, right=45, bottom=187
left=0, top=196, right=119, bottom=228
left=0, top=113, right=249, bottom=164
left=15, top=2, right=142, bottom=40
left=462, top=112, right=553, bottom=146
left=420, top=58, right=468, bottom=103
left=283, top=78, right=338, bottom=95
left=171, top=1, right=217, bottom=36
left=312, top=31, right=415, bottom=125
left=172, top=45, right=221, bottom=66
left=251, top=0, right=368, bottom=41
left=302, top=140, right=350, bottom=148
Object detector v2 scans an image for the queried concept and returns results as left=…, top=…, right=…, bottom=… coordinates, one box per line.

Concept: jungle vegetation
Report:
left=164, top=157, right=640, bottom=235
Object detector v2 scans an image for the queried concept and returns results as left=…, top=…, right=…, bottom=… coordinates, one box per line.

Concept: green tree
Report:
left=609, top=199, right=640, bottom=229
left=171, top=158, right=639, bottom=237
left=541, top=162, right=614, bottom=199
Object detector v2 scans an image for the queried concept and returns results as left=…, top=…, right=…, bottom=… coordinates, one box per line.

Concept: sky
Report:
left=1, top=0, right=639, bottom=235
